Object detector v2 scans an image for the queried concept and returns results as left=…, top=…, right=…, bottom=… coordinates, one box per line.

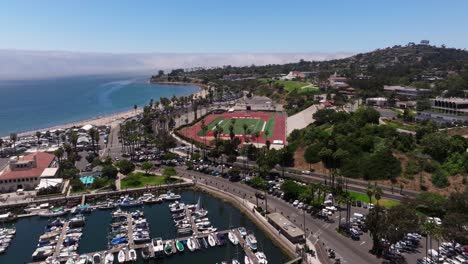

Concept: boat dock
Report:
left=52, top=221, right=69, bottom=258
left=31, top=228, right=259, bottom=264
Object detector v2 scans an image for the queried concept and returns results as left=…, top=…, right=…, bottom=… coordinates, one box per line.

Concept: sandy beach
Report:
left=9, top=83, right=207, bottom=138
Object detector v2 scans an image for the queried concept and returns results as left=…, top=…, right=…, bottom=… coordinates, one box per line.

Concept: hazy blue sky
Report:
left=1, top=0, right=467, bottom=53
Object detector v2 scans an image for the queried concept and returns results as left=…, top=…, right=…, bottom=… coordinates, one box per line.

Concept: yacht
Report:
left=208, top=233, right=217, bottom=247
left=238, top=227, right=247, bottom=237
left=104, top=252, right=114, bottom=264
left=128, top=249, right=137, bottom=261
left=152, top=238, right=164, bottom=257
left=246, top=235, right=258, bottom=251
left=228, top=231, right=238, bottom=245
left=255, top=252, right=268, bottom=264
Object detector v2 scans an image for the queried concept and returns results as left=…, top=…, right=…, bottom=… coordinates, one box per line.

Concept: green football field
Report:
left=218, top=118, right=265, bottom=135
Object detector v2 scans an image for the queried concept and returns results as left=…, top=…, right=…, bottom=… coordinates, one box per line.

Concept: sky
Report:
left=0, top=0, right=467, bottom=79
left=1, top=0, right=467, bottom=53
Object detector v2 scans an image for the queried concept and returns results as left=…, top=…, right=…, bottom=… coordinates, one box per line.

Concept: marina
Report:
left=0, top=190, right=288, bottom=263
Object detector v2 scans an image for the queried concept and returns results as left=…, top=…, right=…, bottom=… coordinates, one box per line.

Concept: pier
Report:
left=31, top=228, right=260, bottom=264
left=52, top=221, right=70, bottom=258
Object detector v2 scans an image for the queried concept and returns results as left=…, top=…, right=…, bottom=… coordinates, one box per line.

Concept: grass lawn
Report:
left=260, top=79, right=311, bottom=92
left=263, top=118, right=275, bottom=138
left=218, top=118, right=265, bottom=135
left=347, top=191, right=400, bottom=208
left=384, top=120, right=418, bottom=131
left=121, top=172, right=167, bottom=189
left=197, top=116, right=224, bottom=136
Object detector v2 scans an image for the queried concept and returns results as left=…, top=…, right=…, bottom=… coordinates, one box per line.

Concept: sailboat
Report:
left=208, top=233, right=217, bottom=247
left=117, top=249, right=125, bottom=263
left=128, top=249, right=137, bottom=261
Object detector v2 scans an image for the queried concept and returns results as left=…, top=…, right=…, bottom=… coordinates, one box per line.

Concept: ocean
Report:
left=0, top=75, right=199, bottom=136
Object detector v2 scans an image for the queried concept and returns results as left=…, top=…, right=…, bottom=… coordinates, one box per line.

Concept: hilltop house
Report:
left=0, top=152, right=58, bottom=193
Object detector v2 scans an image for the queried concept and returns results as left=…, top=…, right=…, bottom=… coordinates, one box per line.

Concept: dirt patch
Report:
left=293, top=146, right=329, bottom=174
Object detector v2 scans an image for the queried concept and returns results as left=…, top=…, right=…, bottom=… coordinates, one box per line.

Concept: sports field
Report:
left=181, top=111, right=286, bottom=146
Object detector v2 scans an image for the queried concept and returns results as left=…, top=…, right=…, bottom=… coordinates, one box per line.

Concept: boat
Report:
left=141, top=244, right=151, bottom=259
left=71, top=204, right=93, bottom=214
left=77, top=255, right=93, bottom=264
left=32, top=248, right=54, bottom=261
left=244, top=256, right=253, bottom=264
left=164, top=240, right=173, bottom=255
left=187, top=237, right=197, bottom=251
left=255, top=252, right=268, bottom=264
left=105, top=252, right=114, bottom=264
left=246, top=235, right=258, bottom=251
left=97, top=202, right=117, bottom=210
left=232, top=259, right=241, bottom=264
left=176, top=240, right=184, bottom=252
left=228, top=231, right=239, bottom=245
left=69, top=214, right=86, bottom=227
left=128, top=249, right=137, bottom=261
left=152, top=238, right=164, bottom=257
left=216, top=233, right=226, bottom=246
left=117, top=249, right=126, bottom=263
left=110, top=237, right=127, bottom=245
left=0, top=212, right=16, bottom=223
left=39, top=207, right=67, bottom=218
left=238, top=227, right=247, bottom=237
left=165, top=192, right=181, bottom=201
left=66, top=258, right=75, bottom=264
left=193, top=209, right=208, bottom=218
left=208, top=233, right=217, bottom=247
left=201, top=237, right=208, bottom=248
left=118, top=196, right=142, bottom=207
left=92, top=253, right=102, bottom=264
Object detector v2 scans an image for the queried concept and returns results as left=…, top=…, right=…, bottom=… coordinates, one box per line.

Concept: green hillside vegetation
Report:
left=288, top=107, right=468, bottom=190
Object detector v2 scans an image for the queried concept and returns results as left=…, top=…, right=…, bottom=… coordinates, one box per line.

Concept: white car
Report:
left=297, top=202, right=304, bottom=209
left=292, top=200, right=299, bottom=207
left=301, top=170, right=311, bottom=175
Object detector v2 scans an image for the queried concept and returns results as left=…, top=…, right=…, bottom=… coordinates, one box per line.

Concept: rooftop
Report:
left=384, top=85, right=431, bottom=92
left=432, top=97, right=468, bottom=103
left=0, top=152, right=55, bottom=180
left=267, top=212, right=304, bottom=238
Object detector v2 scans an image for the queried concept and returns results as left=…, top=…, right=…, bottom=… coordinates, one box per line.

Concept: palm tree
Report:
left=420, top=221, right=437, bottom=262
left=54, top=130, right=61, bottom=144
left=54, top=147, right=64, bottom=163
left=374, top=187, right=383, bottom=206
left=60, top=133, right=66, bottom=145
left=35, top=131, right=41, bottom=144
left=0, top=138, right=3, bottom=149
left=9, top=133, right=17, bottom=158
left=366, top=185, right=374, bottom=205
left=134, top=104, right=138, bottom=113
left=335, top=194, right=345, bottom=226
left=70, top=131, right=78, bottom=151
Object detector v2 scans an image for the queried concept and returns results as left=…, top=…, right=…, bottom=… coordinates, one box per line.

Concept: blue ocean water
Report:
left=0, top=75, right=199, bottom=136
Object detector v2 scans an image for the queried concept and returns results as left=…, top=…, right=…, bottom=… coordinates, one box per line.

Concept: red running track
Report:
left=179, top=111, right=287, bottom=146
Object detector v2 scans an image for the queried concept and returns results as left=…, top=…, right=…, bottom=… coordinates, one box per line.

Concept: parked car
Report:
left=292, top=200, right=299, bottom=207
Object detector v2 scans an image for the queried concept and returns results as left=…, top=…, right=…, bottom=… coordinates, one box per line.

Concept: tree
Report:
left=134, top=104, right=138, bottom=113
left=304, top=143, right=322, bottom=170
left=366, top=205, right=386, bottom=255
left=163, top=167, right=177, bottom=183
left=36, top=131, right=41, bottom=144
left=9, top=133, right=17, bottom=158
left=141, top=161, right=154, bottom=175
left=420, top=132, right=451, bottom=162
left=101, top=165, right=118, bottom=179
left=53, top=147, right=64, bottom=163
left=115, top=159, right=135, bottom=175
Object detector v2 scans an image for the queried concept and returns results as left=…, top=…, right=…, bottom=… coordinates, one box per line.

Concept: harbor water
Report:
left=0, top=190, right=289, bottom=263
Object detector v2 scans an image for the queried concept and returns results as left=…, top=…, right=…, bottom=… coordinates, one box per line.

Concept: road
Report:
left=177, top=168, right=389, bottom=264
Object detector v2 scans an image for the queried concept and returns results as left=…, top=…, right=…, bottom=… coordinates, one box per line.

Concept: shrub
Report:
left=431, top=168, right=450, bottom=188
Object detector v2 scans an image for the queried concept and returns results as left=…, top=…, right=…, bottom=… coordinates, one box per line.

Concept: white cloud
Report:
left=0, top=50, right=354, bottom=80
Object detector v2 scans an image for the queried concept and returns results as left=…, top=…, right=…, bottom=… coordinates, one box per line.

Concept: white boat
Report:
left=228, top=231, right=238, bottom=245
left=246, top=235, right=258, bottom=251
left=187, top=237, right=197, bottom=251
left=244, top=256, right=253, bottom=264
left=141, top=244, right=151, bottom=259
left=152, top=237, right=164, bottom=257
left=65, top=258, right=75, bottom=264
left=128, top=249, right=137, bottom=261
left=118, top=249, right=126, bottom=263
left=105, top=252, right=114, bottom=264
left=255, top=252, right=268, bottom=264
left=232, top=260, right=241, bottom=264
left=92, top=253, right=102, bottom=264
left=165, top=192, right=181, bottom=201
left=238, top=227, right=247, bottom=237
left=77, top=255, right=93, bottom=264
left=208, top=233, right=217, bottom=247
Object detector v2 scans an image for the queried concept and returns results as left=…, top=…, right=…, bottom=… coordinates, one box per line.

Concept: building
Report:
left=267, top=212, right=305, bottom=243
left=0, top=152, right=57, bottom=193
left=431, top=97, right=468, bottom=115
left=383, top=85, right=431, bottom=99
left=366, top=97, right=388, bottom=107
left=420, top=40, right=430, bottom=45
left=236, top=96, right=282, bottom=111
left=280, top=71, right=311, bottom=80
left=328, top=73, right=348, bottom=88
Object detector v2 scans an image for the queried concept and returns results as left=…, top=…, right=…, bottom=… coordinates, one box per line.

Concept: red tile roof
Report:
left=0, top=152, right=55, bottom=180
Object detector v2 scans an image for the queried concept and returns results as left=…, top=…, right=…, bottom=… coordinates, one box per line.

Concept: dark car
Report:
left=255, top=192, right=265, bottom=200
left=357, top=201, right=362, bottom=207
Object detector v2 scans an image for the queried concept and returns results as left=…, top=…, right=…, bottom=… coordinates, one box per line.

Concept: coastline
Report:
left=192, top=183, right=297, bottom=259
left=2, top=82, right=206, bottom=138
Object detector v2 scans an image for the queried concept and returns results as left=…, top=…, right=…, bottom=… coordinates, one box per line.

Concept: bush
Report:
left=115, top=159, right=135, bottom=175
left=431, top=169, right=450, bottom=188
left=92, top=177, right=109, bottom=189
left=101, top=165, right=118, bottom=179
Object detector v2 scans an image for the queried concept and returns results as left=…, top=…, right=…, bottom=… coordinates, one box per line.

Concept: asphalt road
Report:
left=176, top=168, right=395, bottom=264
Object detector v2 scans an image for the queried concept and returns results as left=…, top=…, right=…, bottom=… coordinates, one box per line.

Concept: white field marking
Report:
left=260, top=119, right=267, bottom=132
left=359, top=241, right=366, bottom=246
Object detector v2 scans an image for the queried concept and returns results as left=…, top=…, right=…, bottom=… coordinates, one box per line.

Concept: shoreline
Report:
left=192, top=183, right=297, bottom=259
left=2, top=82, right=205, bottom=138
